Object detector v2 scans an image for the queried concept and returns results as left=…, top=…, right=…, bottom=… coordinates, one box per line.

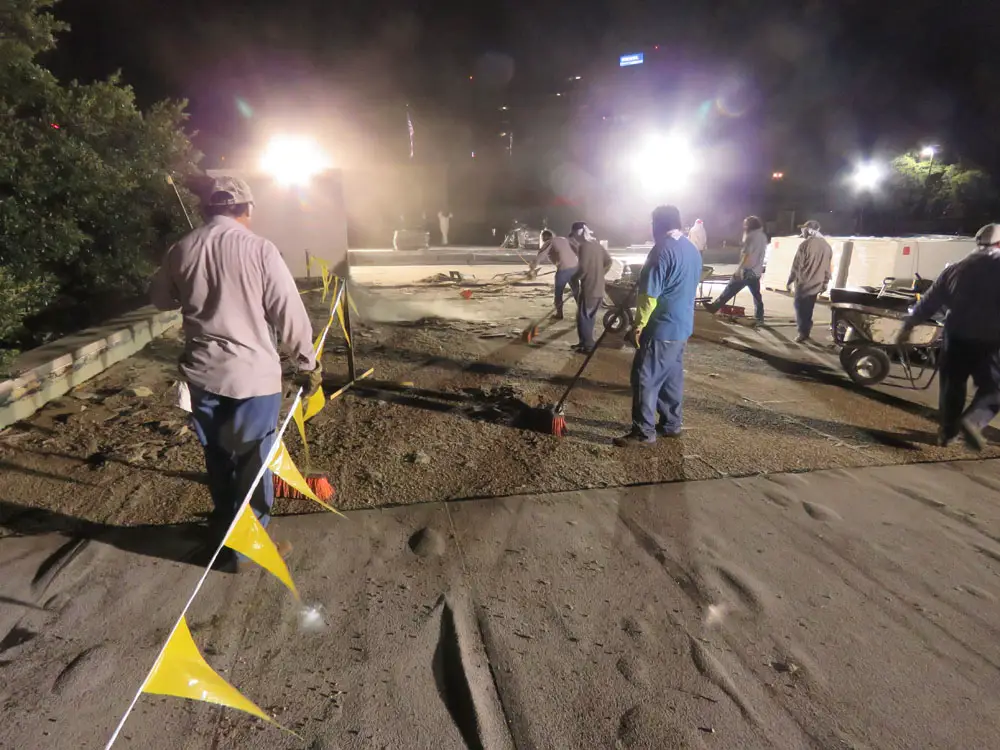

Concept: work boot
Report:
left=701, top=301, right=720, bottom=314
left=795, top=333, right=810, bottom=344
left=553, top=309, right=564, bottom=321
left=656, top=424, right=682, bottom=439
left=613, top=431, right=656, bottom=447
left=960, top=418, right=986, bottom=452
left=936, top=429, right=958, bottom=448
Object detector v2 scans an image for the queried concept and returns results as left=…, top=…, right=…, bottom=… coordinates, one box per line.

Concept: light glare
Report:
left=259, top=135, right=331, bottom=187
left=850, top=162, right=883, bottom=192
left=633, top=133, right=697, bottom=193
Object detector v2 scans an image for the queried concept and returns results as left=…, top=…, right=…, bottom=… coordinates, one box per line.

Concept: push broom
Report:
left=531, top=326, right=614, bottom=437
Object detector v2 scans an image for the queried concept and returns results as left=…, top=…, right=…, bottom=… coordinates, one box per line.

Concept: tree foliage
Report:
left=887, top=153, right=998, bottom=224
left=0, top=0, right=201, bottom=357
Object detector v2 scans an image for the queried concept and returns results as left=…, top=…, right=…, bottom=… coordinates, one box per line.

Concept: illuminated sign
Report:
left=619, top=53, right=644, bottom=67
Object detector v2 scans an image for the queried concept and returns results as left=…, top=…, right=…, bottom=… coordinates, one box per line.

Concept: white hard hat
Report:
left=975, top=223, right=1000, bottom=247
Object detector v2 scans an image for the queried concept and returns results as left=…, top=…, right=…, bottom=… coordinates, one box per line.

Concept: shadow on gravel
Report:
left=0, top=499, right=208, bottom=567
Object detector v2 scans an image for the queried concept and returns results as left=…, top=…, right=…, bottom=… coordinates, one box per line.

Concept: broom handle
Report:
left=554, top=326, right=613, bottom=412
left=554, top=280, right=637, bottom=412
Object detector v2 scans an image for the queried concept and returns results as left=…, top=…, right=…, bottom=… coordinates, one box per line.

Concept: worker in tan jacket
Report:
left=787, top=219, right=833, bottom=343
left=150, top=176, right=321, bottom=569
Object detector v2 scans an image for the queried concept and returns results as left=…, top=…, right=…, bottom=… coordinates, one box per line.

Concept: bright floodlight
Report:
left=259, top=135, right=331, bottom=187
left=920, top=145, right=937, bottom=159
left=633, top=133, right=697, bottom=193
left=850, top=161, right=884, bottom=192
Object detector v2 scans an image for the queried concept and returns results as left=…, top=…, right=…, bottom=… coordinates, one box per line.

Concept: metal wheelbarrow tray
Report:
left=829, top=286, right=943, bottom=388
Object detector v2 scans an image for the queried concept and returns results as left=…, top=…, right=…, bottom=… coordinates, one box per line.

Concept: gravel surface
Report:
left=0, top=273, right=991, bottom=531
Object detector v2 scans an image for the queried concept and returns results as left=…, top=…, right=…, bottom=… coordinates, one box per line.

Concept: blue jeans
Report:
left=189, top=386, right=281, bottom=530
left=631, top=338, right=686, bottom=439
left=577, top=296, right=601, bottom=350
left=714, top=270, right=764, bottom=322
left=793, top=294, right=819, bottom=338
left=554, top=267, right=580, bottom=314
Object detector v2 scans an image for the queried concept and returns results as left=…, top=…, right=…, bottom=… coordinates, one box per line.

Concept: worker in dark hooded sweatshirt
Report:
left=568, top=221, right=612, bottom=353
left=150, top=176, right=321, bottom=569
left=615, top=205, right=702, bottom=446
left=896, top=223, right=1000, bottom=450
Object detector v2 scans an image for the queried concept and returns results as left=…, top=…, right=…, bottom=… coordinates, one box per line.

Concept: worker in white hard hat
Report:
left=896, top=223, right=1000, bottom=450
left=150, top=175, right=321, bottom=570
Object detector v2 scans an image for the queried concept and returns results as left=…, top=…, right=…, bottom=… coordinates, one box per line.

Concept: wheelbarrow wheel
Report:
left=603, top=309, right=630, bottom=333
left=841, top=345, right=891, bottom=386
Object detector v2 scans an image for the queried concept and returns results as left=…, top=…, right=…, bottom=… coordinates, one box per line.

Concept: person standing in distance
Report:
left=438, top=210, right=453, bottom=246
left=568, top=221, right=612, bottom=353
left=688, top=218, right=707, bottom=254
left=896, top=223, right=1000, bottom=450
left=150, top=176, right=321, bottom=566
left=615, top=206, right=702, bottom=446
left=787, top=219, right=833, bottom=343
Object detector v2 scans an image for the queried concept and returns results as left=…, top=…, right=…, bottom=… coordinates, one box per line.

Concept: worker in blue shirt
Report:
left=615, top=205, right=703, bottom=446
left=897, top=223, right=1000, bottom=450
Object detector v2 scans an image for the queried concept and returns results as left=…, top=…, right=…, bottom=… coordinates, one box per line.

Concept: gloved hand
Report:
left=631, top=327, right=643, bottom=349
left=293, top=362, right=324, bottom=398
left=894, top=325, right=913, bottom=346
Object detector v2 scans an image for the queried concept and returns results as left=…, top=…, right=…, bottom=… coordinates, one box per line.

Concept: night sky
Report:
left=43, top=0, right=1000, bottom=182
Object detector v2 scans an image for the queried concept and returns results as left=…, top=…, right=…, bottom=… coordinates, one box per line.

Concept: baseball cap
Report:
left=800, top=219, right=822, bottom=232
left=975, top=223, right=1000, bottom=246
left=206, top=175, right=254, bottom=207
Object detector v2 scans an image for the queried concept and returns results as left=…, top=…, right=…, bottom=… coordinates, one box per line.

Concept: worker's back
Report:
left=151, top=215, right=313, bottom=399
left=928, top=250, right=1000, bottom=342
left=574, top=240, right=611, bottom=302
left=641, top=234, right=702, bottom=341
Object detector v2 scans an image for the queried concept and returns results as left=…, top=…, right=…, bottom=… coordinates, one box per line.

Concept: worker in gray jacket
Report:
left=568, top=221, right=612, bottom=353
left=897, top=223, right=1000, bottom=450
left=787, top=219, right=833, bottom=343
left=703, top=215, right=767, bottom=324
left=530, top=229, right=579, bottom=319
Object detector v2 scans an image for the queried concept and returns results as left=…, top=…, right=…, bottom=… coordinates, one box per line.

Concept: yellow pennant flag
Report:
left=335, top=297, right=350, bottom=346
left=302, top=385, right=326, bottom=422
left=291, top=401, right=311, bottom=474
left=312, top=322, right=331, bottom=361
left=269, top=441, right=343, bottom=516
left=224, top=506, right=298, bottom=598
left=347, top=288, right=359, bottom=317
left=329, top=277, right=341, bottom=317
left=143, top=617, right=290, bottom=732
left=319, top=261, right=331, bottom=302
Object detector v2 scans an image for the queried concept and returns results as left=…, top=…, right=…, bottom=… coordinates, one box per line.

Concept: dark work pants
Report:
left=630, top=338, right=686, bottom=440
left=793, top=294, right=819, bottom=338
left=577, top=296, right=601, bottom=351
left=189, top=386, right=282, bottom=530
left=554, top=267, right=580, bottom=315
left=714, top=272, right=764, bottom=322
left=938, top=336, right=1000, bottom=440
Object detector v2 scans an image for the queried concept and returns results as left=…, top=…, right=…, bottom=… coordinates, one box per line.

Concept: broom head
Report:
left=273, top=473, right=336, bottom=501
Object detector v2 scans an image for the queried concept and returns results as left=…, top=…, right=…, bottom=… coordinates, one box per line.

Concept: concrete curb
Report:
left=0, top=306, right=181, bottom=429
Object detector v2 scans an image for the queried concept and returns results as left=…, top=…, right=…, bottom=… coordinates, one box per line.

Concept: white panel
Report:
left=912, top=239, right=976, bottom=280
left=845, top=239, right=901, bottom=289
left=761, top=236, right=800, bottom=290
